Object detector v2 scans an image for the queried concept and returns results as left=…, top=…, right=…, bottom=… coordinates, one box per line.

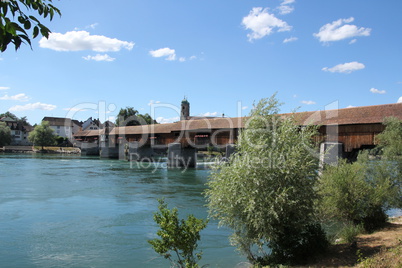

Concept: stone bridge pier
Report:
left=127, top=141, right=154, bottom=161
left=80, top=142, right=99, bottom=156
left=225, top=143, right=236, bottom=159
left=99, top=140, right=119, bottom=159
left=319, top=142, right=343, bottom=167
left=167, top=143, right=196, bottom=168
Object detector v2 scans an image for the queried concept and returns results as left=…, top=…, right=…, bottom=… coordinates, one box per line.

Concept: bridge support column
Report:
left=319, top=142, right=343, bottom=167
left=128, top=141, right=154, bottom=161
left=80, top=142, right=99, bottom=156
left=225, top=144, right=236, bottom=159
left=100, top=141, right=119, bottom=159
left=167, top=143, right=196, bottom=168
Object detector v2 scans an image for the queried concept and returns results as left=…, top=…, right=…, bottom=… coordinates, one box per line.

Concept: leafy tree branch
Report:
left=0, top=0, right=61, bottom=52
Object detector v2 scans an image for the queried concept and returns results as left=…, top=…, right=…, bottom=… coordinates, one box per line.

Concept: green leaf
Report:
left=49, top=8, right=54, bottom=20
left=18, top=16, right=25, bottom=24
left=33, top=26, right=39, bottom=38
left=39, top=24, right=50, bottom=38
left=29, top=15, right=40, bottom=24
left=2, top=4, right=8, bottom=17
left=24, top=20, right=31, bottom=30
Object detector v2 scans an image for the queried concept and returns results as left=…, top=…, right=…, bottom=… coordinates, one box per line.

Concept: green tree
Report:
left=0, top=112, right=31, bottom=126
left=0, top=0, right=61, bottom=52
left=148, top=199, right=208, bottom=268
left=319, top=118, right=402, bottom=232
left=138, top=113, right=158, bottom=124
left=319, top=153, right=401, bottom=232
left=0, top=121, right=12, bottom=146
left=116, top=107, right=158, bottom=126
left=28, top=120, right=56, bottom=150
left=376, top=117, right=402, bottom=159
left=0, top=111, right=18, bottom=120
left=205, top=96, right=327, bottom=266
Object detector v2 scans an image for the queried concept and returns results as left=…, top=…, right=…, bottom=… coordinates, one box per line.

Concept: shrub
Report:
left=205, top=95, right=328, bottom=266
left=339, top=223, right=364, bottom=244
left=319, top=152, right=399, bottom=232
left=148, top=199, right=208, bottom=268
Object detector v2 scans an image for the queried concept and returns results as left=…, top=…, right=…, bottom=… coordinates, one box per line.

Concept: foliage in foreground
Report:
left=205, top=95, right=328, bottom=266
left=319, top=117, right=402, bottom=233
left=148, top=199, right=208, bottom=268
left=28, top=120, right=56, bottom=150
left=0, top=0, right=61, bottom=52
left=376, top=117, right=402, bottom=159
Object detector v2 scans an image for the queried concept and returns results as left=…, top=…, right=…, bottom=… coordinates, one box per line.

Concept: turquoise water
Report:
left=0, top=154, right=246, bottom=267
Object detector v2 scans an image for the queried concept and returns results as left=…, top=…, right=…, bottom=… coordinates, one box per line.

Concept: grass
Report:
left=356, top=240, right=402, bottom=268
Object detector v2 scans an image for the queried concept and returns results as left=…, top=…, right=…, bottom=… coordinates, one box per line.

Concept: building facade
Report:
left=0, top=117, right=33, bottom=145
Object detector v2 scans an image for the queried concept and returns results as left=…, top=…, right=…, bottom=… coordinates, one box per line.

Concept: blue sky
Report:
left=1, top=0, right=401, bottom=125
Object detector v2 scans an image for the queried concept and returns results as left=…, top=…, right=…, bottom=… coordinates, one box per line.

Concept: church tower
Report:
left=180, top=97, right=190, bottom=120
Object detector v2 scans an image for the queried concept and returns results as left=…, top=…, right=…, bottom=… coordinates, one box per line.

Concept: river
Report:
left=0, top=154, right=247, bottom=268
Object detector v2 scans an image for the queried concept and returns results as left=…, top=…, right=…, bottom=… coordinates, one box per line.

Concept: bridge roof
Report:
left=73, top=103, right=402, bottom=137
left=292, top=103, right=402, bottom=126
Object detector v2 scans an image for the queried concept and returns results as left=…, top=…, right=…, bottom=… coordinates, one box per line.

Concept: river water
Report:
left=0, top=154, right=247, bottom=268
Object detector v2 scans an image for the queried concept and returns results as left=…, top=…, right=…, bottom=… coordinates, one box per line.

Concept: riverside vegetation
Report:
left=150, top=95, right=402, bottom=267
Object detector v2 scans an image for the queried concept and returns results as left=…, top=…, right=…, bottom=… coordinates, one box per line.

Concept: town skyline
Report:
left=1, top=0, right=402, bottom=125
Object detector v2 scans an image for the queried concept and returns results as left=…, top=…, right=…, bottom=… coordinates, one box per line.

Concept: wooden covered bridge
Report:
left=73, top=103, right=402, bottom=166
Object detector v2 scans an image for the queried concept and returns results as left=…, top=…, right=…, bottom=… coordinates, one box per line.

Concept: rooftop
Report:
left=73, top=103, right=402, bottom=137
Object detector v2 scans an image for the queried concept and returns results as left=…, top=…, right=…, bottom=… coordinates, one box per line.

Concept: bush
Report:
left=148, top=199, right=208, bottom=268
left=338, top=223, right=364, bottom=244
left=319, top=152, right=398, bottom=232
left=264, top=223, right=329, bottom=265
left=205, top=95, right=328, bottom=266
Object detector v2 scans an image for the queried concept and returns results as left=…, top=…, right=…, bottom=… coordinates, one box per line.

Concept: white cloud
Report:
left=277, top=0, right=295, bottom=15
left=156, top=116, right=180, bottom=124
left=0, top=93, right=29, bottom=101
left=346, top=105, right=355, bottom=108
left=189, top=56, right=197, bottom=60
left=199, top=112, right=218, bottom=117
left=314, top=17, right=371, bottom=43
left=83, top=54, right=115, bottom=62
left=278, top=5, right=294, bottom=15
left=149, top=47, right=176, bottom=61
left=242, top=7, right=292, bottom=41
left=349, top=39, right=357, bottom=44
left=398, top=97, right=402, bottom=103
left=87, top=23, right=99, bottom=29
left=39, top=31, right=134, bottom=52
left=322, top=61, right=365, bottom=74
left=9, top=102, right=56, bottom=111
left=0, top=86, right=10, bottom=90
left=242, top=106, right=248, bottom=110
left=283, top=36, right=298, bottom=43
left=301, top=100, right=316, bottom=105
left=148, top=100, right=161, bottom=106
left=370, top=88, right=386, bottom=94
left=179, top=57, right=186, bottom=62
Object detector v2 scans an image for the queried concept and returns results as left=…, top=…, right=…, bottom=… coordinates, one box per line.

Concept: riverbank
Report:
left=1, top=146, right=80, bottom=154
left=300, top=216, right=402, bottom=268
